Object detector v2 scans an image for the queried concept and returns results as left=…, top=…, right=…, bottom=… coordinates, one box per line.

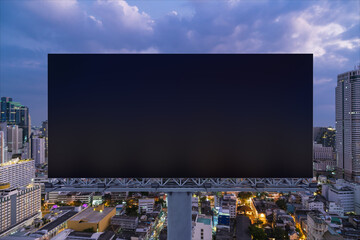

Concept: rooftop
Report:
left=69, top=207, right=114, bottom=223
left=197, top=217, right=211, bottom=225
left=36, top=211, right=78, bottom=232
left=0, top=158, right=33, bottom=167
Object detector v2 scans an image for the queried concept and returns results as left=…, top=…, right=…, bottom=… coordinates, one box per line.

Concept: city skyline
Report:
left=0, top=0, right=360, bottom=126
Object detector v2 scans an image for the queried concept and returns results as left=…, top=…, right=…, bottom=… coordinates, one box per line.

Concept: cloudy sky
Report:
left=0, top=0, right=359, bottom=126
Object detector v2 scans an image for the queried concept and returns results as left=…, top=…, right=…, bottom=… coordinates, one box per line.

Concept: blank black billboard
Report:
left=48, top=54, right=313, bottom=178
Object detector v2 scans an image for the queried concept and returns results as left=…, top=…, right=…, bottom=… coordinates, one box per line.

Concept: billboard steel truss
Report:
left=44, top=178, right=317, bottom=192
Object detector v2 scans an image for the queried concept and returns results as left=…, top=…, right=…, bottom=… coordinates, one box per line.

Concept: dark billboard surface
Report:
left=48, top=54, right=313, bottom=178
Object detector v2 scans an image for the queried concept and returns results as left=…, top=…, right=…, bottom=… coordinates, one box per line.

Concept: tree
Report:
left=238, top=192, right=253, bottom=202
left=258, top=192, right=268, bottom=199
left=316, top=185, right=322, bottom=196
left=156, top=198, right=165, bottom=207
left=126, top=205, right=139, bottom=216
left=248, top=225, right=267, bottom=240
left=271, top=227, right=289, bottom=240
left=275, top=199, right=287, bottom=211
left=73, top=200, right=82, bottom=206
left=254, top=219, right=263, bottom=226
left=200, top=196, right=207, bottom=202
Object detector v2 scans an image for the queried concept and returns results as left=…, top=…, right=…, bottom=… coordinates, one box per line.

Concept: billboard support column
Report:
left=167, top=192, right=192, bottom=240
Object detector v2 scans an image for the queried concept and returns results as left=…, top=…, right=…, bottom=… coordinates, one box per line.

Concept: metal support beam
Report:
left=167, top=192, right=192, bottom=240
left=43, top=178, right=317, bottom=193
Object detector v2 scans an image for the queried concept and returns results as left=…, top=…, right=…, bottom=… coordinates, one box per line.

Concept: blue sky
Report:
left=0, top=0, right=359, bottom=126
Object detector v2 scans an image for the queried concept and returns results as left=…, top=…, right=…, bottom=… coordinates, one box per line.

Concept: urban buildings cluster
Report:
left=0, top=66, right=359, bottom=239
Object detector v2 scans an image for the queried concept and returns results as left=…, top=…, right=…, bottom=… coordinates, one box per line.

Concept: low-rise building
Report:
left=111, top=215, right=138, bottom=230
left=138, top=198, right=155, bottom=214
left=322, top=180, right=360, bottom=214
left=67, top=205, right=116, bottom=232
left=328, top=185, right=354, bottom=213
left=29, top=210, right=78, bottom=239
left=327, top=202, right=344, bottom=216
left=222, top=198, right=237, bottom=219
left=307, top=212, right=328, bottom=240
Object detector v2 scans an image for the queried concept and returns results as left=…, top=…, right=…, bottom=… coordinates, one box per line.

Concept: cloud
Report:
left=168, top=10, right=178, bottom=16
left=274, top=3, right=360, bottom=67
left=227, top=0, right=241, bottom=8
left=314, top=78, right=333, bottom=85
left=0, top=0, right=359, bottom=126
left=23, top=0, right=80, bottom=23
left=95, top=0, right=154, bottom=32
left=88, top=15, right=102, bottom=26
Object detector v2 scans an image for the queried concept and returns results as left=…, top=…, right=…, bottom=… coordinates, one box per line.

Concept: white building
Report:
left=342, top=180, right=360, bottom=215
left=48, top=191, right=59, bottom=203
left=192, top=214, right=212, bottom=240
left=323, top=180, right=360, bottom=214
left=307, top=212, right=328, bottom=240
left=32, top=136, right=45, bottom=165
left=138, top=198, right=155, bottom=214
left=0, top=184, right=41, bottom=233
left=0, top=159, right=35, bottom=188
left=336, top=66, right=360, bottom=182
left=299, top=192, right=313, bottom=207
left=328, top=185, right=354, bottom=213
left=327, top=202, right=344, bottom=216
left=308, top=200, right=324, bottom=211
left=48, top=192, right=93, bottom=204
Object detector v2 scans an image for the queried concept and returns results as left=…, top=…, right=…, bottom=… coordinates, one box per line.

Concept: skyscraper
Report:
left=32, top=136, right=45, bottom=165
left=6, top=125, right=23, bottom=156
left=336, top=65, right=360, bottom=182
left=0, top=131, right=5, bottom=164
left=41, top=120, right=48, bottom=159
left=6, top=125, right=23, bottom=157
left=0, top=97, right=30, bottom=144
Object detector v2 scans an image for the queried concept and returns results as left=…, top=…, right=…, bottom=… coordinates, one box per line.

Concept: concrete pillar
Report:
left=167, top=192, right=192, bottom=240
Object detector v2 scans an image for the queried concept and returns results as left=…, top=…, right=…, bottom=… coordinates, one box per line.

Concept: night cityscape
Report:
left=0, top=1, right=360, bottom=240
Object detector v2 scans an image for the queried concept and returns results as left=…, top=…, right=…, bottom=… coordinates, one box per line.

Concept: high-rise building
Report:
left=32, top=136, right=45, bottom=165
left=0, top=159, right=35, bottom=188
left=0, top=131, right=5, bottom=164
left=336, top=66, right=360, bottom=182
left=21, top=142, right=30, bottom=160
left=0, top=185, right=41, bottom=234
left=6, top=125, right=22, bottom=156
left=0, top=97, right=30, bottom=144
left=41, top=120, right=48, bottom=159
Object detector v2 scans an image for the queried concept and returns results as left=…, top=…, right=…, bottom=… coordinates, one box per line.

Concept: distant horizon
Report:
left=1, top=0, right=359, bottom=126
